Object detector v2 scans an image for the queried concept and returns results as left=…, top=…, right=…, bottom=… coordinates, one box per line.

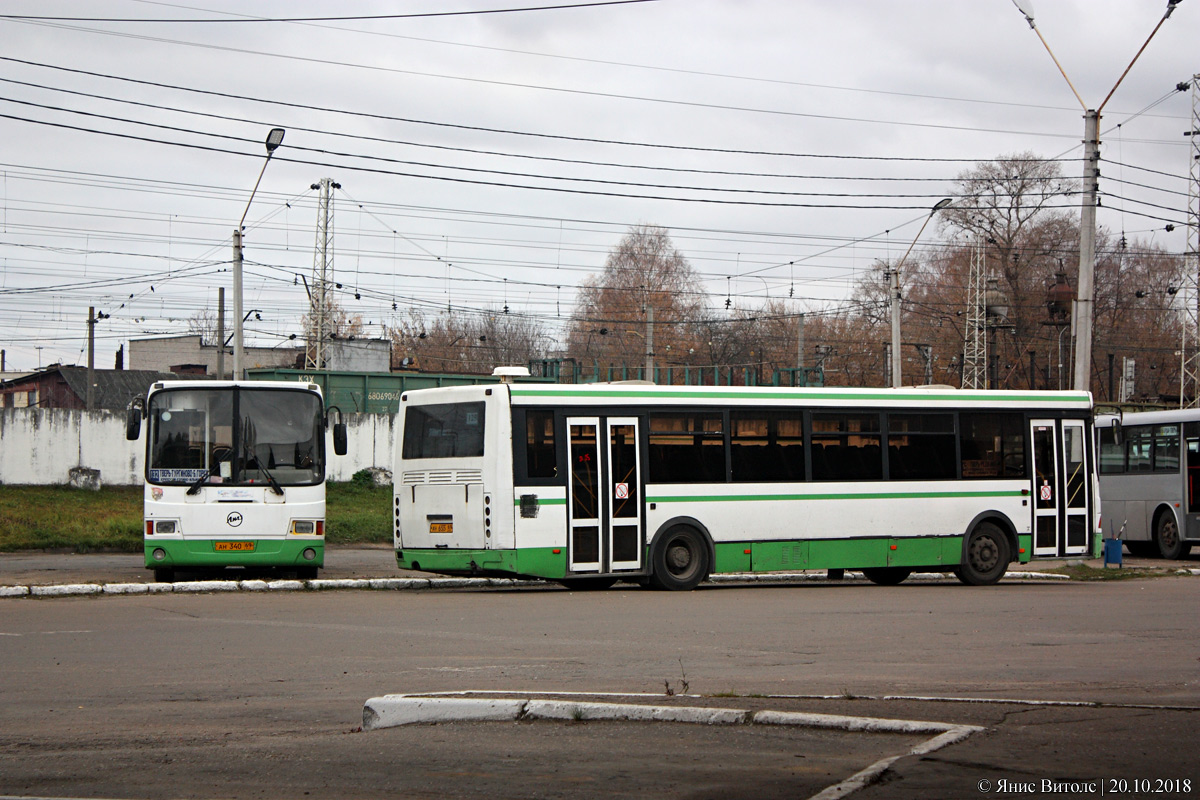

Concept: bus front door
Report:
left=1030, top=418, right=1091, bottom=557
left=566, top=416, right=644, bottom=576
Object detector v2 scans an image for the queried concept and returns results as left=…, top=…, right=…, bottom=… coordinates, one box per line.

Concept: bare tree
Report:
left=187, top=308, right=219, bottom=347
left=386, top=309, right=550, bottom=373
left=567, top=224, right=707, bottom=371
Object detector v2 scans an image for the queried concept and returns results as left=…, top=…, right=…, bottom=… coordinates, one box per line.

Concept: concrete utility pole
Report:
left=1181, top=75, right=1200, bottom=407
left=889, top=198, right=951, bottom=387
left=86, top=306, right=95, bottom=411
left=1013, top=0, right=1181, bottom=393
left=233, top=127, right=285, bottom=381
left=216, top=287, right=225, bottom=379
left=644, top=306, right=654, bottom=381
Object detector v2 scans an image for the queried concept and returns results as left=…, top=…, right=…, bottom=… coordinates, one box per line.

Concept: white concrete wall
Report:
left=0, top=408, right=395, bottom=486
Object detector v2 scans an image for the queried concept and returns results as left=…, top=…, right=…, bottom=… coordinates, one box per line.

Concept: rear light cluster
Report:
left=291, top=520, right=324, bottom=536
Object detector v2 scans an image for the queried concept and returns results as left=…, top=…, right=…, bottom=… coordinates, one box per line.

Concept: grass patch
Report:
left=326, top=480, right=391, bottom=544
left=0, top=481, right=392, bottom=552
left=0, top=485, right=144, bottom=552
left=1045, top=563, right=1171, bottom=581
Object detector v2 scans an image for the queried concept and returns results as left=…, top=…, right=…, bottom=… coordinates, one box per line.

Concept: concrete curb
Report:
left=0, top=568, right=1106, bottom=598
left=360, top=693, right=984, bottom=800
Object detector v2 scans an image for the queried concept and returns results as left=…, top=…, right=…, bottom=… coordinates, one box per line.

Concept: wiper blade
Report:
left=185, top=469, right=211, bottom=495
left=257, top=461, right=284, bottom=496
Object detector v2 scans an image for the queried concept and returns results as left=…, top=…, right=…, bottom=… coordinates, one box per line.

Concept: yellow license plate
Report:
left=429, top=522, right=453, bottom=534
left=214, top=541, right=255, bottom=552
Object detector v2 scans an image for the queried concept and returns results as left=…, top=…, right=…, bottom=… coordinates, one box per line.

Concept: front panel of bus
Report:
left=142, top=382, right=328, bottom=572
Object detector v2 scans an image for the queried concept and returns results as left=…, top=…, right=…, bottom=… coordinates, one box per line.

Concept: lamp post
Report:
left=233, top=127, right=285, bottom=380
left=890, top=198, right=952, bottom=388
left=1013, top=0, right=1180, bottom=392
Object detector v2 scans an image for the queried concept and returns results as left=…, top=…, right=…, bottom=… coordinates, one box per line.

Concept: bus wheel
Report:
left=295, top=566, right=319, bottom=580
left=153, top=568, right=174, bottom=584
left=954, top=522, right=1010, bottom=586
left=649, top=526, right=709, bottom=591
left=559, top=577, right=617, bottom=591
left=1154, top=513, right=1189, bottom=559
left=862, top=567, right=912, bottom=586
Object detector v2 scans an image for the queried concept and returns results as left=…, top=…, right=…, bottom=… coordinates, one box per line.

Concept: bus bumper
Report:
left=397, top=547, right=564, bottom=579
left=144, top=539, right=324, bottom=569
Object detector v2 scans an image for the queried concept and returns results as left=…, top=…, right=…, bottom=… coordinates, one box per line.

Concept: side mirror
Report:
left=1111, top=419, right=1122, bottom=446
left=125, top=400, right=143, bottom=440
left=327, top=406, right=347, bottom=456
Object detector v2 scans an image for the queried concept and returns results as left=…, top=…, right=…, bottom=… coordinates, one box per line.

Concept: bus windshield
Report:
left=147, top=387, right=324, bottom=486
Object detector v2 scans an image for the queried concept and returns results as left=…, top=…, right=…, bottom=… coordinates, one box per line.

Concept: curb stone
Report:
left=0, top=567, right=1160, bottom=599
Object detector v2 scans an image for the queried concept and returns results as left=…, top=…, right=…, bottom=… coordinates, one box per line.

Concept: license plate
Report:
left=429, top=522, right=453, bottom=534
left=214, top=541, right=255, bottom=552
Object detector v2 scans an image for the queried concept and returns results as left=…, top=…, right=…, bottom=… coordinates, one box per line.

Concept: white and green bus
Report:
left=1096, top=409, right=1198, bottom=559
left=393, top=377, right=1098, bottom=589
left=127, top=380, right=347, bottom=582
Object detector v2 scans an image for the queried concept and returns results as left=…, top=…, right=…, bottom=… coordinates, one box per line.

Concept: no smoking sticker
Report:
left=615, top=483, right=629, bottom=499
left=1039, top=483, right=1052, bottom=501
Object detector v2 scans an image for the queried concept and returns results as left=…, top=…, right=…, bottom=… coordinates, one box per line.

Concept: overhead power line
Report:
left=0, top=1, right=660, bottom=23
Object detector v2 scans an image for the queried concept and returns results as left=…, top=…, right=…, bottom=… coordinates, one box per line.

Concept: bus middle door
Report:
left=566, top=416, right=645, bottom=576
left=1030, top=418, right=1090, bottom=557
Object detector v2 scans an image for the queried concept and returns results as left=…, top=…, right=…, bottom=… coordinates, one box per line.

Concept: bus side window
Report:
left=525, top=409, right=557, bottom=479
left=1097, top=426, right=1125, bottom=474
left=1125, top=426, right=1153, bottom=473
left=959, top=412, right=1025, bottom=479
left=648, top=413, right=724, bottom=483
left=1152, top=425, right=1180, bottom=472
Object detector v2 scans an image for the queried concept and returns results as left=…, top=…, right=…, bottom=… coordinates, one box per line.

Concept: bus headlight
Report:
left=155, top=520, right=177, bottom=534
left=152, top=548, right=167, bottom=562
left=292, top=520, right=322, bottom=535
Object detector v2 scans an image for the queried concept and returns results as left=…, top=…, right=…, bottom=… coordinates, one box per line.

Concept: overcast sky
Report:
left=0, top=0, right=1194, bottom=372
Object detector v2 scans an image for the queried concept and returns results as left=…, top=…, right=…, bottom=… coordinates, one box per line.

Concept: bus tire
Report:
left=1154, top=511, right=1189, bottom=559
left=649, top=525, right=710, bottom=591
left=296, top=566, right=319, bottom=580
left=954, top=522, right=1010, bottom=586
left=862, top=567, right=912, bottom=586
left=153, top=568, right=174, bottom=584
left=559, top=577, right=617, bottom=591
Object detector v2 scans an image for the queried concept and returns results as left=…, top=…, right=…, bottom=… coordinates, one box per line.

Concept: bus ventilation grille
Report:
left=402, top=469, right=483, bottom=485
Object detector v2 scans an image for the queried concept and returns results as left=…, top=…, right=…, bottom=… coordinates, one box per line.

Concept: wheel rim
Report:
left=969, top=533, right=999, bottom=573
left=662, top=534, right=700, bottom=578
left=1160, top=518, right=1179, bottom=549
left=666, top=540, right=694, bottom=575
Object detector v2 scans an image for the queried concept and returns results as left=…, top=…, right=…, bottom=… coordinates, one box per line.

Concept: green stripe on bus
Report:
left=510, top=387, right=1086, bottom=403
left=647, top=490, right=1023, bottom=503
left=512, top=497, right=567, bottom=505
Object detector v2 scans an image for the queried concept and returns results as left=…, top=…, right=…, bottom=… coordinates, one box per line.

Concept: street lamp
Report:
left=232, top=127, right=286, bottom=380
left=1013, top=0, right=1180, bottom=393
left=890, top=198, right=952, bottom=387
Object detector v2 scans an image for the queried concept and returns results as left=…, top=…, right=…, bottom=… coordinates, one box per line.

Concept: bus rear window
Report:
left=403, top=402, right=486, bottom=459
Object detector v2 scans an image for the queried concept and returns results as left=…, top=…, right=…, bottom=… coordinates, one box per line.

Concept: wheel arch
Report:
left=961, top=510, right=1020, bottom=563
left=649, top=516, right=715, bottom=569
left=1151, top=503, right=1182, bottom=537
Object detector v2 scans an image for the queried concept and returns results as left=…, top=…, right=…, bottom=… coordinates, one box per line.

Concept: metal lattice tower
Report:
left=305, top=178, right=337, bottom=370
left=1182, top=76, right=1200, bottom=408
left=961, top=240, right=987, bottom=389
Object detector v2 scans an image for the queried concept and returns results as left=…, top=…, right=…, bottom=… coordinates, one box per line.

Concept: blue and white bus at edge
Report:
left=127, top=379, right=347, bottom=582
left=393, top=370, right=1099, bottom=590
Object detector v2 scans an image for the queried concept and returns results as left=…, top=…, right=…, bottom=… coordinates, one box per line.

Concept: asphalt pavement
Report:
left=1, top=543, right=1196, bottom=590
